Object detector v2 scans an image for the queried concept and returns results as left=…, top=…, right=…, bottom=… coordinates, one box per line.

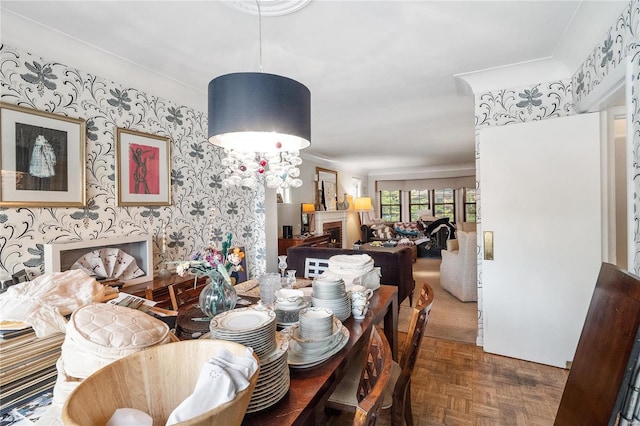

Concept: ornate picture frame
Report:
left=115, top=128, right=171, bottom=206
left=0, top=102, right=86, bottom=207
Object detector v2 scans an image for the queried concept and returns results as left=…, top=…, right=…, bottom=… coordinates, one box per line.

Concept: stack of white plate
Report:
left=311, top=277, right=351, bottom=320
left=209, top=306, right=277, bottom=357
left=246, top=332, right=290, bottom=413
left=208, top=306, right=290, bottom=413
left=280, top=317, right=350, bottom=369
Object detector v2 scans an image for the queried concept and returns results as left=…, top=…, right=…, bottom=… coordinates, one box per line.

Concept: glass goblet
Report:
left=278, top=255, right=288, bottom=277
left=286, top=270, right=297, bottom=289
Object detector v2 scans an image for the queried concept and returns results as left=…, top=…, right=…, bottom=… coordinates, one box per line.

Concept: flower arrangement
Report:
left=175, top=232, right=244, bottom=285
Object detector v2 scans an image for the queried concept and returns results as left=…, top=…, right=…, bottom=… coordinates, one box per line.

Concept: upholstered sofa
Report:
left=360, top=221, right=421, bottom=242
left=439, top=231, right=477, bottom=302
left=285, top=245, right=415, bottom=306
left=361, top=217, right=455, bottom=251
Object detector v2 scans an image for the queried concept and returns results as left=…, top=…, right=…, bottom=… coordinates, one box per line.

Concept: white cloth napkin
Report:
left=165, top=347, right=258, bottom=425
left=106, top=408, right=153, bottom=426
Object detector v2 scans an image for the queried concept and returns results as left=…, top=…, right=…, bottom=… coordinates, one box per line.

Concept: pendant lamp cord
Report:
left=256, top=0, right=263, bottom=72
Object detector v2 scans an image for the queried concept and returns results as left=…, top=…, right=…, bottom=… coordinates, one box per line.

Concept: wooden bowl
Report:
left=62, top=339, right=259, bottom=426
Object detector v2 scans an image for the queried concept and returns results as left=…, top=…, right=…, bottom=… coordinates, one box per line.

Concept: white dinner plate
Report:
left=211, top=307, right=275, bottom=331
left=284, top=325, right=349, bottom=368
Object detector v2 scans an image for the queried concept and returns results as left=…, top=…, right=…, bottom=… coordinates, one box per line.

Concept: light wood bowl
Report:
left=62, top=339, right=259, bottom=426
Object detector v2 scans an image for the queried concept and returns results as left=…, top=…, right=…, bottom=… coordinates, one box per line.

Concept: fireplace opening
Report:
left=323, top=221, right=343, bottom=248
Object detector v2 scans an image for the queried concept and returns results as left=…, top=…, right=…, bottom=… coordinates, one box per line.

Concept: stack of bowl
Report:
left=281, top=307, right=350, bottom=369
left=311, top=276, right=351, bottom=320
left=274, top=288, right=309, bottom=327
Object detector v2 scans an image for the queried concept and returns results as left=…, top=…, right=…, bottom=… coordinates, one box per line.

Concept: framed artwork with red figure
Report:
left=116, top=128, right=171, bottom=206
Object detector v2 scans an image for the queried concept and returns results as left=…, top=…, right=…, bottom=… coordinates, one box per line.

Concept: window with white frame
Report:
left=463, top=188, right=476, bottom=222
left=379, top=190, right=401, bottom=222
left=433, top=188, right=455, bottom=222
left=409, top=190, right=430, bottom=220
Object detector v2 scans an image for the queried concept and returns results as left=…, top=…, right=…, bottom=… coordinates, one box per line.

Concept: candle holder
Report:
left=158, top=251, right=171, bottom=278
left=158, top=223, right=170, bottom=277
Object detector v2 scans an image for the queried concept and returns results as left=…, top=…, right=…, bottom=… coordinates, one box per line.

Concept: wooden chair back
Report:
left=304, top=257, right=329, bottom=278
left=353, top=326, right=393, bottom=426
left=168, top=276, right=208, bottom=311
left=392, top=282, right=435, bottom=425
left=145, top=286, right=173, bottom=310
left=555, top=263, right=640, bottom=425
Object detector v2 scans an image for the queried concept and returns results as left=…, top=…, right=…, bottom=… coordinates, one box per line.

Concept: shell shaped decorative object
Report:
left=71, top=248, right=145, bottom=280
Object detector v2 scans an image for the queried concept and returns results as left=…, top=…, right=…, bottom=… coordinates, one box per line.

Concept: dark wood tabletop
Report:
left=241, top=284, right=398, bottom=426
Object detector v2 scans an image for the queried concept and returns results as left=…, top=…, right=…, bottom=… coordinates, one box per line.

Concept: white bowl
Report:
left=298, top=307, right=334, bottom=339
left=290, top=317, right=342, bottom=351
left=275, top=288, right=304, bottom=308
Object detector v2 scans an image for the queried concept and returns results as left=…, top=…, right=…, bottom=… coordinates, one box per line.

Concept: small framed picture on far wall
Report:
left=0, top=102, right=86, bottom=207
left=115, top=127, right=171, bottom=207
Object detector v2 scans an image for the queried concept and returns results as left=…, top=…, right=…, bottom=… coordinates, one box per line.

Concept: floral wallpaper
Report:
left=0, top=44, right=266, bottom=280
left=572, top=2, right=632, bottom=105
left=475, top=80, right=574, bottom=128
left=631, top=43, right=640, bottom=275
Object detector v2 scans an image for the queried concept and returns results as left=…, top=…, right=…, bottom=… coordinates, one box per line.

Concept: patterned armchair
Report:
left=439, top=231, right=477, bottom=302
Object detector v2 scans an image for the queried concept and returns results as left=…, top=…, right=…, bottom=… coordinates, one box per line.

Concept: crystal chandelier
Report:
left=220, top=147, right=303, bottom=188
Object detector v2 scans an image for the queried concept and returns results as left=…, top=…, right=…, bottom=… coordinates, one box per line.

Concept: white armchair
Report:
left=439, top=231, right=477, bottom=302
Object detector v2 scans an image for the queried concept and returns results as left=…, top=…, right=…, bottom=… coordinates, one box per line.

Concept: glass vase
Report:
left=198, top=271, right=237, bottom=318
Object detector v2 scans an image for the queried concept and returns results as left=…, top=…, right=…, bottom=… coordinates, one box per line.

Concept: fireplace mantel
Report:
left=313, top=211, right=348, bottom=249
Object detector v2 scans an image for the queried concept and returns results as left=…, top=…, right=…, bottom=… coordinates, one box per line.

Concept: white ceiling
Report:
left=0, top=1, right=627, bottom=177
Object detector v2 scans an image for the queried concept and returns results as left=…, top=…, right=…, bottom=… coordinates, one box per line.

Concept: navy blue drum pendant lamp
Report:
left=207, top=72, right=310, bottom=153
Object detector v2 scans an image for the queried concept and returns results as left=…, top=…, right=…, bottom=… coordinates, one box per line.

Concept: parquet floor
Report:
left=328, top=335, right=569, bottom=425
left=328, top=259, right=569, bottom=425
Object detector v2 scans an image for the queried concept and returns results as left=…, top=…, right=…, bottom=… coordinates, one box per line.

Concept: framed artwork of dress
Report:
left=0, top=102, right=86, bottom=207
left=115, top=128, right=171, bottom=206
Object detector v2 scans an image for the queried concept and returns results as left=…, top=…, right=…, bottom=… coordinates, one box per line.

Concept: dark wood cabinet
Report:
left=278, top=234, right=330, bottom=255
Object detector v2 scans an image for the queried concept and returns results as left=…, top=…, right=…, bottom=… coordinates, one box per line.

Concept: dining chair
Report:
left=325, top=326, right=392, bottom=425
left=168, top=276, right=208, bottom=310
left=326, top=282, right=434, bottom=426
left=145, top=286, right=173, bottom=310
left=389, top=282, right=434, bottom=425
left=304, top=257, right=329, bottom=278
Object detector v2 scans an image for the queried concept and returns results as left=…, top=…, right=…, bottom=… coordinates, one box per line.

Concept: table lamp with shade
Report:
left=354, top=197, right=373, bottom=225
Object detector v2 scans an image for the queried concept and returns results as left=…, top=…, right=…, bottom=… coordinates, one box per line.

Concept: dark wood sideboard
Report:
left=278, top=233, right=330, bottom=255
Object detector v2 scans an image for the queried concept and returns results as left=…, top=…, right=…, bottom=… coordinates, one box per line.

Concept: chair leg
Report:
left=392, top=381, right=408, bottom=425
left=404, top=383, right=413, bottom=426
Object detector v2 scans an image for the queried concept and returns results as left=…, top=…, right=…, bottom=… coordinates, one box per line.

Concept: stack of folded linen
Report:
left=323, top=254, right=381, bottom=290
left=53, top=303, right=173, bottom=405
left=0, top=269, right=116, bottom=337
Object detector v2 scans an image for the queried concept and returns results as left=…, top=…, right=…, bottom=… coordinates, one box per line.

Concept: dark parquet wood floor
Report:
left=328, top=335, right=569, bottom=425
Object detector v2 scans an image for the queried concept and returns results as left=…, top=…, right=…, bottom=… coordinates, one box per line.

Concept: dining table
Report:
left=174, top=280, right=398, bottom=425
left=239, top=283, right=398, bottom=426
